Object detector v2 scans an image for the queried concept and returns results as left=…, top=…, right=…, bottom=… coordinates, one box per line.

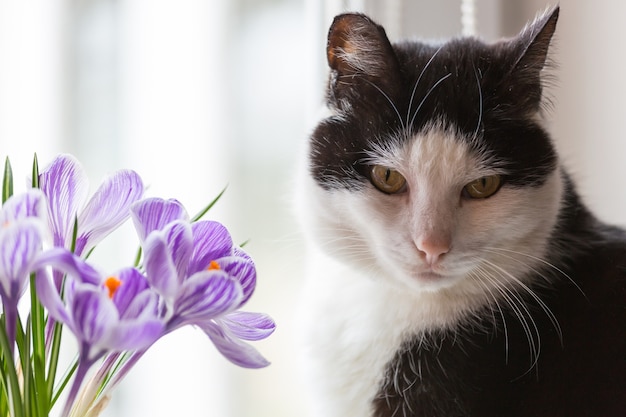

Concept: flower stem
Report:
left=61, top=357, right=93, bottom=417
left=3, top=305, right=17, bottom=357
left=0, top=315, right=24, bottom=417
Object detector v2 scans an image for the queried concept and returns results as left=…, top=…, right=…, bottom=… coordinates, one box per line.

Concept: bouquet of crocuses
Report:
left=0, top=154, right=275, bottom=417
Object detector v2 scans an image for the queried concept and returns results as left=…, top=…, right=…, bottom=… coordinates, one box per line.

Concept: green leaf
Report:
left=133, top=247, right=143, bottom=268
left=2, top=156, right=13, bottom=204
left=70, top=216, right=79, bottom=253
left=191, top=185, right=227, bottom=222
left=50, top=356, right=78, bottom=408
left=30, top=273, right=48, bottom=416
left=0, top=317, right=25, bottom=417
left=31, top=153, right=39, bottom=188
left=46, top=321, right=64, bottom=405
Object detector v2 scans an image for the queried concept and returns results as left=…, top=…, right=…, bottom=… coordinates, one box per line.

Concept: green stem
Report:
left=47, top=320, right=64, bottom=404
left=0, top=318, right=24, bottom=417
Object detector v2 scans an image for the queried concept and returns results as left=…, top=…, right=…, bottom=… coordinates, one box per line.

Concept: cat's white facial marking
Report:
left=304, top=122, right=563, bottom=304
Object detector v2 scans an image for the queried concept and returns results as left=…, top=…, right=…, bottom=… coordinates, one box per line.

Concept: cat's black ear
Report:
left=499, top=6, right=559, bottom=112
left=326, top=13, right=401, bottom=109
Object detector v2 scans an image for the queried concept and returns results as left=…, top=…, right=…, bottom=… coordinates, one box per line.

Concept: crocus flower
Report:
left=0, top=189, right=48, bottom=347
left=38, top=154, right=144, bottom=256
left=130, top=197, right=274, bottom=367
left=35, top=258, right=164, bottom=416
left=36, top=262, right=164, bottom=362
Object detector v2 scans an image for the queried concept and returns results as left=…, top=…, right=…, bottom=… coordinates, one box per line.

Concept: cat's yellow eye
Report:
left=370, top=165, right=407, bottom=194
left=463, top=175, right=502, bottom=199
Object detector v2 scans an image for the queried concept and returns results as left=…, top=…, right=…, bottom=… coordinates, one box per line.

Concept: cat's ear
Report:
left=499, top=6, right=559, bottom=112
left=326, top=13, right=401, bottom=109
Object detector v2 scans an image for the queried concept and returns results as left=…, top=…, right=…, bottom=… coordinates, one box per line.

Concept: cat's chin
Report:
left=394, top=269, right=465, bottom=293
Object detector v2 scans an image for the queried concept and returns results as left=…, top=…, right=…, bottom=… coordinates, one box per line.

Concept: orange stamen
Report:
left=104, top=276, right=122, bottom=299
left=208, top=260, right=221, bottom=271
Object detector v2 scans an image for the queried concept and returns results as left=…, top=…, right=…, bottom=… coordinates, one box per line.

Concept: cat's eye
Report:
left=370, top=165, right=407, bottom=194
left=463, top=175, right=502, bottom=199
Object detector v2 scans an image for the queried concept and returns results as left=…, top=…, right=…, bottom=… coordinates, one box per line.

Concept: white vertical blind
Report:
left=0, top=1, right=65, bottom=177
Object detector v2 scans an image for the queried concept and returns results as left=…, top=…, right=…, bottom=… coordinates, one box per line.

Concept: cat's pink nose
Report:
left=416, top=237, right=451, bottom=265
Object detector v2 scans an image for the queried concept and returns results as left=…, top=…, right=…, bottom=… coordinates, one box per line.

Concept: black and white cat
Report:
left=297, top=6, right=626, bottom=417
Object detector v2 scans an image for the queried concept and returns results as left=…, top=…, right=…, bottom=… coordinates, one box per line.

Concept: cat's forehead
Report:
left=366, top=123, right=499, bottom=183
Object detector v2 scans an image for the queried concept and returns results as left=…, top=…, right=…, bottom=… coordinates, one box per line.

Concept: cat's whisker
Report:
left=468, top=268, right=511, bottom=362
left=480, top=248, right=564, bottom=345
left=473, top=263, right=538, bottom=362
left=483, top=246, right=587, bottom=299
left=472, top=64, right=484, bottom=139
left=477, top=259, right=544, bottom=376
left=408, top=72, right=452, bottom=129
left=406, top=45, right=444, bottom=129
left=361, top=77, right=406, bottom=133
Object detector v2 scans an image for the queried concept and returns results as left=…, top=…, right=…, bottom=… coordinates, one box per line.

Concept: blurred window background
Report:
left=1, top=0, right=625, bottom=416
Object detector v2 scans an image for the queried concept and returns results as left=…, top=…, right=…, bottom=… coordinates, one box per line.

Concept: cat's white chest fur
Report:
left=299, top=250, right=413, bottom=417
left=298, top=246, right=495, bottom=417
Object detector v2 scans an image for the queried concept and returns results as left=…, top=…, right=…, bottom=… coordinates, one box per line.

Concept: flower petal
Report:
left=39, top=154, right=89, bottom=248
left=187, top=221, right=233, bottom=275
left=0, top=189, right=47, bottom=224
left=130, top=198, right=188, bottom=242
left=75, top=170, right=144, bottom=256
left=0, top=219, right=44, bottom=300
left=35, top=268, right=74, bottom=331
left=218, top=254, right=256, bottom=305
left=171, top=271, right=242, bottom=327
left=143, top=232, right=180, bottom=302
left=163, top=221, right=193, bottom=280
left=111, top=268, right=149, bottom=318
left=34, top=247, right=102, bottom=285
left=219, top=312, right=276, bottom=341
left=201, top=321, right=271, bottom=368
left=120, top=290, right=160, bottom=321
left=105, top=319, right=164, bottom=351
left=71, top=286, right=119, bottom=346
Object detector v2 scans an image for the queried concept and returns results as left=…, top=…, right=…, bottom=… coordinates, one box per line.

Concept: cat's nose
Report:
left=416, top=236, right=451, bottom=265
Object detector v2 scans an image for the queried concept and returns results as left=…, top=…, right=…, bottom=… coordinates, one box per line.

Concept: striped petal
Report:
left=217, top=254, right=256, bottom=305
left=201, top=321, right=271, bottom=368
left=75, top=170, right=144, bottom=256
left=71, top=287, right=119, bottom=347
left=163, top=221, right=193, bottom=280
left=35, top=268, right=74, bottom=331
left=0, top=188, right=47, bottom=224
left=171, top=271, right=242, bottom=326
left=39, top=154, right=89, bottom=248
left=34, top=247, right=102, bottom=285
left=188, top=221, right=233, bottom=275
left=143, top=231, right=181, bottom=302
left=219, top=311, right=275, bottom=341
left=0, top=219, right=44, bottom=300
left=130, top=198, right=188, bottom=242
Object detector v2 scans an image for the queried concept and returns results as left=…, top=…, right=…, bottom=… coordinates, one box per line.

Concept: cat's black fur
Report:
left=311, top=6, right=626, bottom=417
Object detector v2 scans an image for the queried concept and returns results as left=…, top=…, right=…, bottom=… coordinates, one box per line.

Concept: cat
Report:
left=297, top=5, right=626, bottom=417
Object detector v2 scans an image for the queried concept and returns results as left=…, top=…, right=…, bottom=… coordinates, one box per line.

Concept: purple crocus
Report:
left=0, top=189, right=48, bottom=347
left=130, top=197, right=274, bottom=368
left=35, top=259, right=164, bottom=416
left=38, top=154, right=144, bottom=256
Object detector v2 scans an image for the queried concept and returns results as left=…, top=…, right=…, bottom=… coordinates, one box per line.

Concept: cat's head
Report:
left=302, top=7, right=564, bottom=294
